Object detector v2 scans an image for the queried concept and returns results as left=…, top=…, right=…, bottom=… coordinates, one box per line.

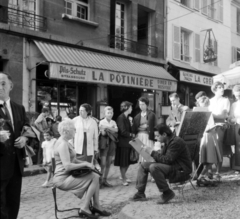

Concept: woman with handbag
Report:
left=114, top=101, right=137, bottom=186
left=52, top=119, right=111, bottom=219
left=229, top=85, right=240, bottom=165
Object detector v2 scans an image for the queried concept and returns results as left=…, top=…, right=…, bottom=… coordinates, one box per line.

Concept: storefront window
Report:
left=59, top=84, right=77, bottom=119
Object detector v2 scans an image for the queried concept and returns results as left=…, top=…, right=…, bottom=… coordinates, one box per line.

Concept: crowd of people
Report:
left=1, top=67, right=239, bottom=219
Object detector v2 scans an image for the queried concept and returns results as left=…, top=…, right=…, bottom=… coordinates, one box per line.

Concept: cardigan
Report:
left=132, top=110, right=157, bottom=141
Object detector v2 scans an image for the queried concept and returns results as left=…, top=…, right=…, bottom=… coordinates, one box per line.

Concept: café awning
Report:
left=34, top=41, right=177, bottom=92
left=213, top=66, right=240, bottom=89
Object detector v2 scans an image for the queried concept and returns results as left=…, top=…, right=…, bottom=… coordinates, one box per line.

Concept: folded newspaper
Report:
left=129, top=138, right=155, bottom=162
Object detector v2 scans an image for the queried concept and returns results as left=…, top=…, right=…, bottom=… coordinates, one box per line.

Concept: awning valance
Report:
left=213, top=66, right=240, bottom=89
left=34, top=41, right=177, bottom=92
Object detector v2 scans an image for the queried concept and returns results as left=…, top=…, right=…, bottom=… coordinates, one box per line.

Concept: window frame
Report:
left=180, top=29, right=191, bottom=63
left=180, top=0, right=191, bottom=8
left=237, top=8, right=240, bottom=34
left=64, top=0, right=90, bottom=21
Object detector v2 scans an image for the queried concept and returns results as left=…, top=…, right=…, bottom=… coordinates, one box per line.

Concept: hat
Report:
left=232, top=85, right=240, bottom=93
left=195, top=91, right=206, bottom=100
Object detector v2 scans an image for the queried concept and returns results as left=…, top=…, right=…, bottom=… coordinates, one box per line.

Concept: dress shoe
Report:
left=90, top=206, right=111, bottom=217
left=130, top=192, right=147, bottom=201
left=78, top=209, right=99, bottom=219
left=101, top=181, right=113, bottom=188
left=157, top=189, right=175, bottom=204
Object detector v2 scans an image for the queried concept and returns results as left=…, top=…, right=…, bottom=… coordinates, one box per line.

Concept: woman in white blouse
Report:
left=208, top=81, right=230, bottom=180
left=72, top=104, right=98, bottom=163
left=229, top=85, right=240, bottom=166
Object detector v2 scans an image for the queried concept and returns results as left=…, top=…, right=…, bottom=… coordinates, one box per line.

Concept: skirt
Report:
left=53, top=172, right=98, bottom=199
left=114, top=147, right=137, bottom=167
left=137, top=132, right=154, bottom=162
left=199, top=131, right=222, bottom=164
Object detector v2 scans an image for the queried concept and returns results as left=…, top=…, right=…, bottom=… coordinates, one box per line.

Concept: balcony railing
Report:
left=0, top=5, right=47, bottom=31
left=108, top=35, right=158, bottom=58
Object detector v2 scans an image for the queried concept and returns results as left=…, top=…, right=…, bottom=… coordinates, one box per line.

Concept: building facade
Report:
left=164, top=0, right=234, bottom=114
left=0, top=0, right=177, bottom=121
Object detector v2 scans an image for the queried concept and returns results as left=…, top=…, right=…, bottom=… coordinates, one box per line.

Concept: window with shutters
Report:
left=194, top=0, right=200, bottom=10
left=180, top=0, right=191, bottom=8
left=64, top=0, right=89, bottom=20
left=181, top=29, right=191, bottom=62
left=201, top=0, right=208, bottom=15
left=202, top=0, right=223, bottom=22
left=237, top=8, right=240, bottom=34
left=208, top=0, right=216, bottom=20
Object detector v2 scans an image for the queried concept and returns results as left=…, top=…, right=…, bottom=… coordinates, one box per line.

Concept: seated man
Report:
left=131, top=124, right=192, bottom=204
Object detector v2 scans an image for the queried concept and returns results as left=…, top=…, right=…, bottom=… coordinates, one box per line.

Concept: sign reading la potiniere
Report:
left=50, top=63, right=177, bottom=92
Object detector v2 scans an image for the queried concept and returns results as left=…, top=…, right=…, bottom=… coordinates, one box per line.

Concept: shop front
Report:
left=32, top=41, right=177, bottom=121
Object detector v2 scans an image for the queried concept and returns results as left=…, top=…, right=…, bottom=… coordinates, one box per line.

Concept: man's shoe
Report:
left=102, top=181, right=113, bottom=188
left=130, top=192, right=147, bottom=201
left=157, top=190, right=175, bottom=204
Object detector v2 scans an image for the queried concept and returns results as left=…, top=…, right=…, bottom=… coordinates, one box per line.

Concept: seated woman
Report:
left=52, top=119, right=110, bottom=219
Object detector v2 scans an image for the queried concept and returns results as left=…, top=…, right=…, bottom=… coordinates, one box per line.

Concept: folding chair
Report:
left=51, top=157, right=80, bottom=219
left=170, top=174, right=197, bottom=199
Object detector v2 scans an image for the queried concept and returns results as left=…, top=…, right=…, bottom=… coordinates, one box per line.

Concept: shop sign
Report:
left=180, top=71, right=213, bottom=86
left=50, top=63, right=177, bottom=92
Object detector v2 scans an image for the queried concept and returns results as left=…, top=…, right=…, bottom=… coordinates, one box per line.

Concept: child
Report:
left=99, top=106, right=118, bottom=188
left=41, top=131, right=56, bottom=187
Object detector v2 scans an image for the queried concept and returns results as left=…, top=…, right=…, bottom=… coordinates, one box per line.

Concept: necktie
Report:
left=3, top=102, right=13, bottom=128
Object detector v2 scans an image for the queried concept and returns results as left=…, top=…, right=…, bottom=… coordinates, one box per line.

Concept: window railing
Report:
left=0, top=5, right=47, bottom=31
left=108, top=35, right=158, bottom=58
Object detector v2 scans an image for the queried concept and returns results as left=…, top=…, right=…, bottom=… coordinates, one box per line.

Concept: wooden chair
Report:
left=51, top=157, right=80, bottom=219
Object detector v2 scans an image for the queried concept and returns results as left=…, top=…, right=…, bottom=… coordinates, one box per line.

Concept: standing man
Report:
left=166, top=93, right=189, bottom=133
left=0, top=72, right=30, bottom=219
left=131, top=124, right=192, bottom=204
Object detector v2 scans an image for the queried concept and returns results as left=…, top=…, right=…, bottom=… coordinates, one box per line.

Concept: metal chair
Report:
left=51, top=157, right=80, bottom=219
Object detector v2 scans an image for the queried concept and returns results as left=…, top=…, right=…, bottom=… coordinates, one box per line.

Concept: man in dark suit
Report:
left=131, top=124, right=192, bottom=204
left=0, top=72, right=29, bottom=219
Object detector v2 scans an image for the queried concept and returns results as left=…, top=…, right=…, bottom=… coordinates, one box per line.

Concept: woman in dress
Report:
left=132, top=97, right=157, bottom=163
left=72, top=103, right=98, bottom=163
left=114, top=101, right=136, bottom=186
left=208, top=81, right=230, bottom=180
left=229, top=85, right=240, bottom=167
left=194, top=92, right=221, bottom=186
left=52, top=119, right=110, bottom=218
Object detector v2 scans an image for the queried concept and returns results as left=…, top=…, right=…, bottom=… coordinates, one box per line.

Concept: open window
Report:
left=64, top=0, right=89, bottom=20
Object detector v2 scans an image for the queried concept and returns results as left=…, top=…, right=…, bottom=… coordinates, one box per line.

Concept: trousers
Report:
left=136, top=162, right=171, bottom=193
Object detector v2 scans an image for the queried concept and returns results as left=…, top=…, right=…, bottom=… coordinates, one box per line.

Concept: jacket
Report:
left=132, top=110, right=157, bottom=141
left=116, top=113, right=132, bottom=148
left=151, top=136, right=192, bottom=183
left=72, top=116, right=98, bottom=155
left=99, top=129, right=118, bottom=150
left=0, top=101, right=35, bottom=180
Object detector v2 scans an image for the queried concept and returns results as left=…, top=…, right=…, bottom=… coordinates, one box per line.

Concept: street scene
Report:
left=1, top=0, right=240, bottom=219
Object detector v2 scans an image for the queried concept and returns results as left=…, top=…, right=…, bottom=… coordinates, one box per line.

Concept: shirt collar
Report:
left=0, top=98, right=10, bottom=107
left=141, top=111, right=147, bottom=117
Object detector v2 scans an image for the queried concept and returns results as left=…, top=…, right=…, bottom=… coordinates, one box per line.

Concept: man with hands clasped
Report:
left=0, top=72, right=35, bottom=219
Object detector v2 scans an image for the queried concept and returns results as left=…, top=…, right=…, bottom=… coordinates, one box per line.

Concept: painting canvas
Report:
left=176, top=111, right=212, bottom=139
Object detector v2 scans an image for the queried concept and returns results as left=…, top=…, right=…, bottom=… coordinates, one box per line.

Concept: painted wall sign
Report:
left=180, top=71, right=213, bottom=86
left=50, top=63, right=177, bottom=92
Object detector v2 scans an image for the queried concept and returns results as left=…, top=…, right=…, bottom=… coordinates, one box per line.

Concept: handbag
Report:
left=130, top=148, right=139, bottom=162
left=70, top=167, right=102, bottom=178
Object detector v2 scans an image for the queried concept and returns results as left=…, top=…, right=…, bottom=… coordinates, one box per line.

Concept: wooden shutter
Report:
left=194, top=0, right=200, bottom=10
left=201, top=0, right=208, bottom=15
left=232, top=47, right=237, bottom=63
left=214, top=40, right=217, bottom=66
left=194, top=33, right=201, bottom=62
left=237, top=9, right=240, bottom=34
left=217, top=0, right=223, bottom=22
left=173, top=25, right=180, bottom=60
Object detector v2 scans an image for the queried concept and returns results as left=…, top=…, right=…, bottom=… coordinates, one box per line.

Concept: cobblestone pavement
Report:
left=18, top=164, right=240, bottom=219
left=18, top=164, right=140, bottom=219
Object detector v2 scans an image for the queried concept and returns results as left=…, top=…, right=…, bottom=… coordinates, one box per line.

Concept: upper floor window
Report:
left=181, top=29, right=191, bottom=62
left=180, top=0, right=191, bottom=8
left=64, top=0, right=89, bottom=20
left=201, top=0, right=223, bottom=22
left=237, top=8, right=240, bottom=34
left=232, top=47, right=240, bottom=63
left=115, top=2, right=125, bottom=38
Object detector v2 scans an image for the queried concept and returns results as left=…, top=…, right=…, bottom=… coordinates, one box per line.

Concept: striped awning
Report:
left=34, top=41, right=177, bottom=91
